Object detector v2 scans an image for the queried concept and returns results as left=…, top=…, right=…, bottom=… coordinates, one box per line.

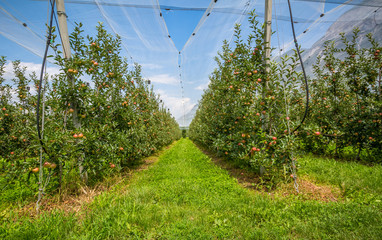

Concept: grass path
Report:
left=1, top=138, right=381, bottom=239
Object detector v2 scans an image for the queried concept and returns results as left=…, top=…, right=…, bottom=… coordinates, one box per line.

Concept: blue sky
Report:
left=163, top=10, right=205, bottom=51
left=1, top=0, right=217, bottom=123
left=0, top=0, right=352, bottom=125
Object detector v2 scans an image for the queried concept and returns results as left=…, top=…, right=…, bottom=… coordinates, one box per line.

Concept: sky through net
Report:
left=1, top=0, right=381, bottom=126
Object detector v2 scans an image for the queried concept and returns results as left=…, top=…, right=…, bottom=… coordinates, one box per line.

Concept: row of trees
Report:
left=304, top=28, right=382, bottom=161
left=189, top=11, right=382, bottom=186
left=189, top=12, right=304, bottom=185
left=0, top=23, right=181, bottom=196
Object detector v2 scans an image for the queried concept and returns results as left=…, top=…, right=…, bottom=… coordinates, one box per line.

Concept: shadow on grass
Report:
left=193, top=141, right=342, bottom=203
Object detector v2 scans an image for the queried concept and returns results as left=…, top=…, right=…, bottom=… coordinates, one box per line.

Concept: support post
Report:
left=56, top=0, right=71, bottom=59
left=260, top=0, right=273, bottom=176
left=262, top=0, right=272, bottom=132
left=56, top=1, right=79, bottom=128
left=56, top=0, right=87, bottom=182
left=264, top=0, right=272, bottom=73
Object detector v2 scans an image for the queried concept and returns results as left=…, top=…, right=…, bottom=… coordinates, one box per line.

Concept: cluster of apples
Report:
left=73, top=133, right=84, bottom=138
left=31, top=162, right=57, bottom=173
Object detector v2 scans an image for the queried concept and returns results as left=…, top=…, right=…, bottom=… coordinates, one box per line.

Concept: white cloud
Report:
left=2, top=61, right=62, bottom=101
left=148, top=74, right=179, bottom=85
left=155, top=89, right=195, bottom=120
left=140, top=63, right=162, bottom=70
left=195, top=81, right=210, bottom=91
left=3, top=61, right=61, bottom=81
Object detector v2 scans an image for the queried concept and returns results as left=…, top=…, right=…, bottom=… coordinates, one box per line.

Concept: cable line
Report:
left=36, top=0, right=55, bottom=157
left=287, top=0, right=310, bottom=133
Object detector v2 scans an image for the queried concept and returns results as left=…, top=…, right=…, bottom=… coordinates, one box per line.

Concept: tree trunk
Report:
left=356, top=143, right=362, bottom=161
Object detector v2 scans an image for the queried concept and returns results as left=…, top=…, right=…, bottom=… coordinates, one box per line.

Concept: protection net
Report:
left=1, top=0, right=381, bottom=126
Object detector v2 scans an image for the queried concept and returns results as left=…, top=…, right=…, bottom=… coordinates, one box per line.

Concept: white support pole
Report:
left=56, top=0, right=87, bottom=182
left=264, top=0, right=272, bottom=72
left=56, top=0, right=78, bottom=127
left=56, top=0, right=71, bottom=59
left=260, top=0, right=273, bottom=177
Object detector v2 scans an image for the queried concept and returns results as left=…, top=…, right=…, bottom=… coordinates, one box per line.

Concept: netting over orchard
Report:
left=1, top=0, right=381, bottom=123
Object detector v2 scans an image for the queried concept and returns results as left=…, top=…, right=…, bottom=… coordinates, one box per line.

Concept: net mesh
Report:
left=1, top=0, right=381, bottom=125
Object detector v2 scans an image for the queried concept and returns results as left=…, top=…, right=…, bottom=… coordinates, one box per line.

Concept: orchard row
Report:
left=189, top=12, right=382, bottom=185
left=0, top=23, right=181, bottom=194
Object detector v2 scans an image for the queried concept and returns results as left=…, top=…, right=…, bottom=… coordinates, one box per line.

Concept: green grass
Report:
left=299, top=154, right=382, bottom=204
left=1, top=138, right=381, bottom=239
left=0, top=168, right=38, bottom=212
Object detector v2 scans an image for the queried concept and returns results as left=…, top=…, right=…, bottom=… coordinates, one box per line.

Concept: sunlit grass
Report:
left=1, top=139, right=381, bottom=239
left=299, top=154, right=382, bottom=204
